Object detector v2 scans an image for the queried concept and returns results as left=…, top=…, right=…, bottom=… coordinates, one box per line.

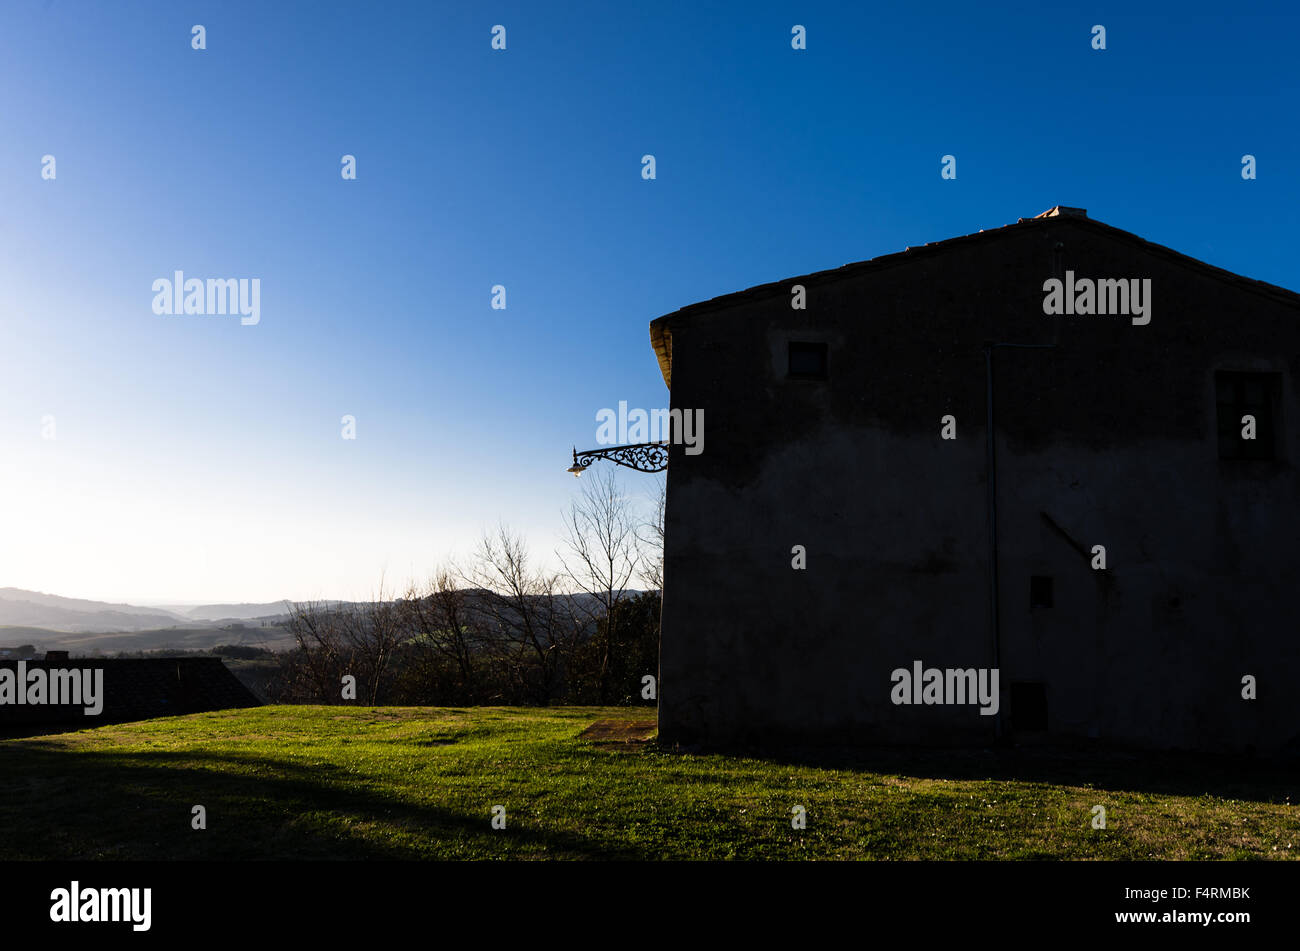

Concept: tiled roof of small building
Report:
left=0, top=657, right=261, bottom=731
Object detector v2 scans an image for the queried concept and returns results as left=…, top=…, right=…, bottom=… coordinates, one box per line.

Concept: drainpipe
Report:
left=983, top=342, right=1055, bottom=742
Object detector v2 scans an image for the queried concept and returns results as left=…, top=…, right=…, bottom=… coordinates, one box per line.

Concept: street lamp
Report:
left=567, top=441, right=669, bottom=476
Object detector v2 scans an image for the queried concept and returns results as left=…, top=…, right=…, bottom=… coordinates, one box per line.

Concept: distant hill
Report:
left=0, top=588, right=189, bottom=620
left=0, top=623, right=296, bottom=655
left=0, top=589, right=189, bottom=632
left=182, top=601, right=293, bottom=621
left=0, top=586, right=648, bottom=654
left=0, top=589, right=299, bottom=650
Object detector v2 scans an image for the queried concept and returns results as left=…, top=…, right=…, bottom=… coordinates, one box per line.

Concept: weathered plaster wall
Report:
left=657, top=218, right=1300, bottom=754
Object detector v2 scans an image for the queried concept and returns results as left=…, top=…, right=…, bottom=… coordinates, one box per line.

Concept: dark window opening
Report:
left=1217, top=371, right=1281, bottom=461
left=1030, top=575, right=1053, bottom=610
left=787, top=341, right=828, bottom=380
left=1010, top=682, right=1048, bottom=732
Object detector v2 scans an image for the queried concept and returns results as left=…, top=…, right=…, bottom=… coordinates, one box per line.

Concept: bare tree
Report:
left=558, top=466, right=641, bottom=703
left=636, top=474, right=666, bottom=592
left=281, top=576, right=403, bottom=705
left=465, top=523, right=577, bottom=704
left=281, top=599, right=345, bottom=702
left=347, top=578, right=404, bottom=705
left=399, top=566, right=480, bottom=702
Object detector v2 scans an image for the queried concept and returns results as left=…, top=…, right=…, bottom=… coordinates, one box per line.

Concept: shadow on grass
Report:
left=674, top=740, right=1299, bottom=805
left=0, top=742, right=639, bottom=861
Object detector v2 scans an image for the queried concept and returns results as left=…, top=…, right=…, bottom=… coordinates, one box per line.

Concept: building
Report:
left=0, top=656, right=260, bottom=733
left=650, top=207, right=1300, bottom=755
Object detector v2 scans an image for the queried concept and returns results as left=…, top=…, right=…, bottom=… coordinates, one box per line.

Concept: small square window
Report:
left=1216, top=371, right=1281, bottom=461
left=1030, top=576, right=1053, bottom=610
left=787, top=341, right=828, bottom=380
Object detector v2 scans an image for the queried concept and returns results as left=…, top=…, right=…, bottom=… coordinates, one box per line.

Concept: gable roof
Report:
left=648, top=207, right=1300, bottom=389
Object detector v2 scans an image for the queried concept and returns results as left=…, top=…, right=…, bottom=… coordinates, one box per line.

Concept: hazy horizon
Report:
left=0, top=583, right=650, bottom=614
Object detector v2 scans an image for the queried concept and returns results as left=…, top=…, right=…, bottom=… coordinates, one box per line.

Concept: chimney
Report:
left=1035, top=206, right=1088, bottom=219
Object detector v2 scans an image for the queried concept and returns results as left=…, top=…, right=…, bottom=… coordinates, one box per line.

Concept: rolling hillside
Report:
left=0, top=588, right=295, bottom=653
left=0, top=588, right=188, bottom=631
left=0, top=623, right=295, bottom=654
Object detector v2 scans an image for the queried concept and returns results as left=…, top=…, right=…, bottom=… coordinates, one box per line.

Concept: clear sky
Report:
left=0, top=1, right=1296, bottom=603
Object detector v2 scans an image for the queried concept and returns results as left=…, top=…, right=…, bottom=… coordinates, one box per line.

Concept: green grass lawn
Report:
left=1, top=705, right=1295, bottom=860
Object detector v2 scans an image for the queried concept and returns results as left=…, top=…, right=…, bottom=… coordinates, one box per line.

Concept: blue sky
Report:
left=0, top=1, right=1295, bottom=602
